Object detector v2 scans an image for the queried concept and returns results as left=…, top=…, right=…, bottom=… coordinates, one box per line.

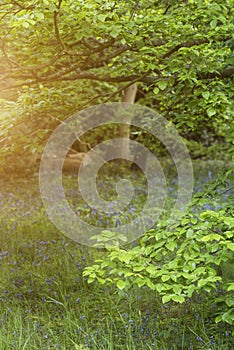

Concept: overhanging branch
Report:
left=0, top=64, right=233, bottom=93
left=197, top=67, right=234, bottom=79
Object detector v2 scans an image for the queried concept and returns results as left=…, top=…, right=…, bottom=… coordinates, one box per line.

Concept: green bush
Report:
left=84, top=170, right=234, bottom=325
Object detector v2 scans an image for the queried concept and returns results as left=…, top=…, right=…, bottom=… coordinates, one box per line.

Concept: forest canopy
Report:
left=0, top=0, right=233, bottom=171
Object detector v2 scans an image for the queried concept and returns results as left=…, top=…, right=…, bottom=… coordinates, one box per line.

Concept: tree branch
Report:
left=160, top=36, right=232, bottom=62
left=80, top=37, right=115, bottom=53
left=1, top=64, right=233, bottom=93
left=197, top=67, right=234, bottom=79
left=161, top=39, right=209, bottom=60
left=53, top=8, right=66, bottom=50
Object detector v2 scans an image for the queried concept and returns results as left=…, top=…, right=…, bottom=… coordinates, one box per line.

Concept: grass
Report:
left=0, top=161, right=233, bottom=349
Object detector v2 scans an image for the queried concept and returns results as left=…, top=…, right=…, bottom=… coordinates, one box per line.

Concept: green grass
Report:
left=0, top=169, right=233, bottom=349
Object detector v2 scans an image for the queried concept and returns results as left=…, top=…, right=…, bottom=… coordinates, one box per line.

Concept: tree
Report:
left=0, top=0, right=233, bottom=173
left=0, top=0, right=233, bottom=116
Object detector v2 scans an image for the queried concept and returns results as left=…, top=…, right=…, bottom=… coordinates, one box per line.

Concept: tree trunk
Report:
left=118, top=83, right=137, bottom=159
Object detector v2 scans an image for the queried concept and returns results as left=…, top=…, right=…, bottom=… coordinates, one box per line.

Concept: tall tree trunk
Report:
left=121, top=83, right=138, bottom=104
left=118, top=83, right=137, bottom=160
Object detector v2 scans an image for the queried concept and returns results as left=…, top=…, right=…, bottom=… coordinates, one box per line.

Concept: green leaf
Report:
left=146, top=266, right=157, bottom=275
left=97, top=14, right=106, bottom=22
left=227, top=283, right=234, bottom=291
left=201, top=234, right=222, bottom=242
left=162, top=295, right=172, bottom=304
left=133, top=265, right=145, bottom=272
left=207, top=108, right=216, bottom=117
left=210, top=19, right=217, bottom=29
left=153, top=87, right=159, bottom=95
left=162, top=275, right=170, bottom=282
left=157, top=81, right=168, bottom=90
left=35, top=12, right=45, bottom=21
left=155, top=284, right=164, bottom=293
left=202, top=91, right=210, bottom=100
left=166, top=240, right=177, bottom=251
left=197, top=279, right=207, bottom=287
left=110, top=26, right=122, bottom=38
left=215, top=315, right=222, bottom=323
left=172, top=295, right=185, bottom=303
left=221, top=309, right=234, bottom=324
left=186, top=228, right=194, bottom=238
left=223, top=217, right=234, bottom=227
left=116, top=280, right=127, bottom=290
left=225, top=299, right=234, bottom=307
left=87, top=277, right=95, bottom=283
left=227, top=243, right=234, bottom=251
left=124, top=272, right=134, bottom=278
left=145, top=279, right=155, bottom=290
left=135, top=278, right=145, bottom=287
left=97, top=277, right=106, bottom=284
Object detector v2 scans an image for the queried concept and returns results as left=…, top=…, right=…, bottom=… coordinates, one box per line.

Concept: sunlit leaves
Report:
left=84, top=170, right=234, bottom=324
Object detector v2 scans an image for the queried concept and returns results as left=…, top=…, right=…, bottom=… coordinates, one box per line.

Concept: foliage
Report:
left=83, top=169, right=234, bottom=324
left=0, top=0, right=233, bottom=173
left=0, top=0, right=234, bottom=343
left=0, top=0, right=233, bottom=330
